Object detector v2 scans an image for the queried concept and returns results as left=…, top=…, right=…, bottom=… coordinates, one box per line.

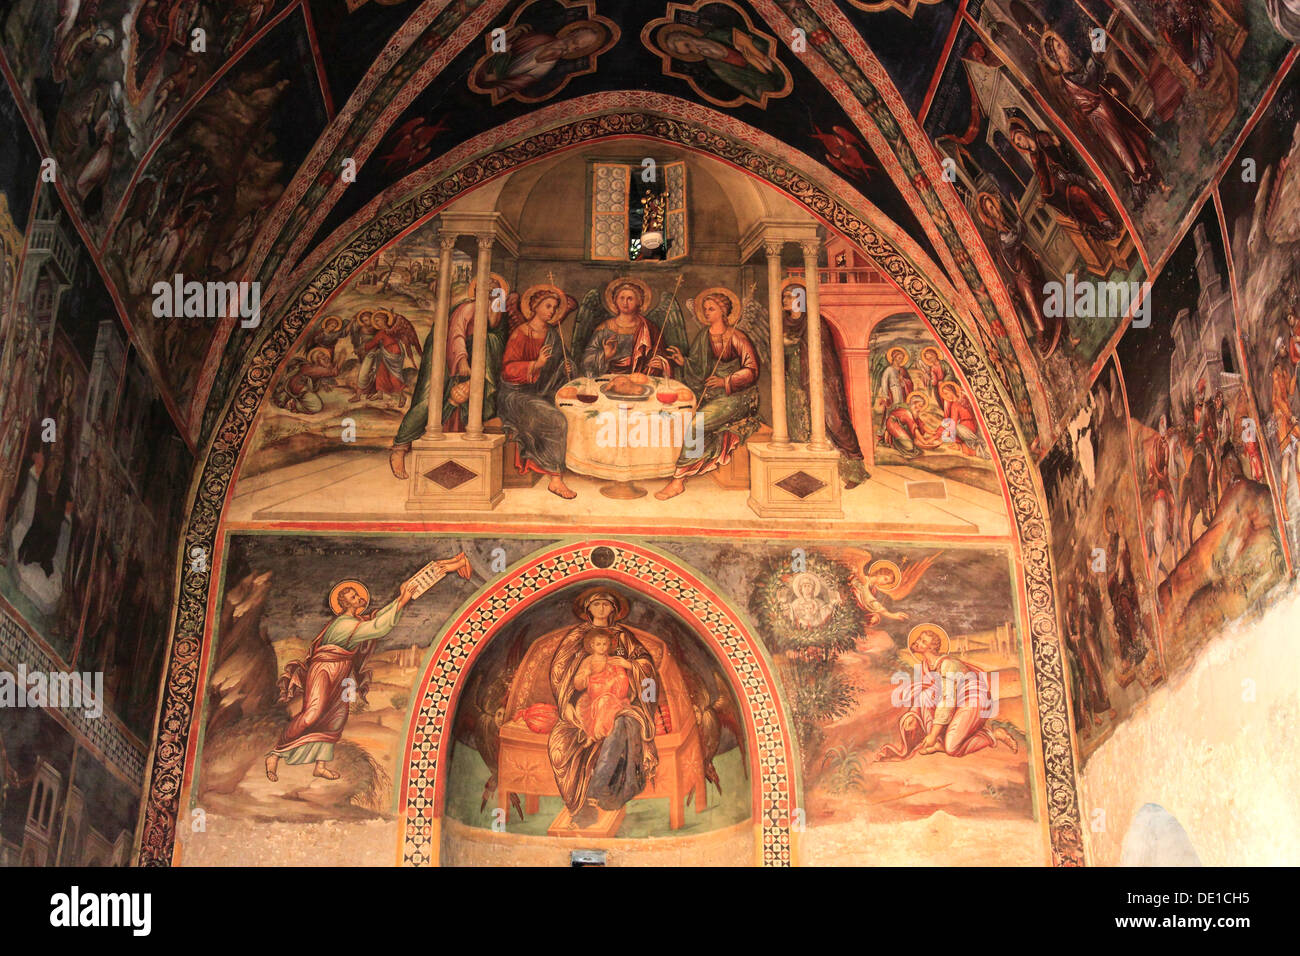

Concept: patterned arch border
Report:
left=399, top=540, right=795, bottom=866
left=138, top=107, right=1083, bottom=866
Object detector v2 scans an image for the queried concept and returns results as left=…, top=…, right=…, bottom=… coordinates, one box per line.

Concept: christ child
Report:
left=574, top=628, right=634, bottom=739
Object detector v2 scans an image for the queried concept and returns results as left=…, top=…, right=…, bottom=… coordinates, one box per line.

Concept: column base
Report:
left=406, top=433, right=505, bottom=512
left=746, top=441, right=843, bottom=519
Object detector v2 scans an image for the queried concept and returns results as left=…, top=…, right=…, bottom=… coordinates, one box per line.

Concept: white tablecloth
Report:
left=555, top=375, right=696, bottom=481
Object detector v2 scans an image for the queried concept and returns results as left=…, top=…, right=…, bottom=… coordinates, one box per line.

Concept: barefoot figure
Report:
left=877, top=624, right=1017, bottom=759
left=265, top=557, right=469, bottom=782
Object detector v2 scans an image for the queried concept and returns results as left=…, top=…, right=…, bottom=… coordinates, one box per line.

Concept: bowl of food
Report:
left=556, top=385, right=579, bottom=401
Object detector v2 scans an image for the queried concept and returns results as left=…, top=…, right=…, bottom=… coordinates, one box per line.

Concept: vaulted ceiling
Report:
left=3, top=0, right=1296, bottom=455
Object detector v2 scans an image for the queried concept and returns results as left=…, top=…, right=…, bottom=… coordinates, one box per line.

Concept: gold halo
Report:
left=306, top=346, right=332, bottom=366
left=938, top=381, right=961, bottom=401
left=521, top=283, right=568, bottom=321
left=693, top=286, right=742, bottom=325
left=370, top=308, right=394, bottom=329
left=467, top=272, right=508, bottom=302
left=868, top=559, right=901, bottom=592
left=790, top=571, right=823, bottom=598
left=655, top=22, right=709, bottom=62
left=921, top=346, right=941, bottom=364
left=887, top=346, right=909, bottom=366
left=320, top=314, right=344, bottom=335
left=603, top=276, right=653, bottom=314
left=906, top=623, right=950, bottom=659
left=329, top=580, right=370, bottom=615
left=572, top=586, right=630, bottom=622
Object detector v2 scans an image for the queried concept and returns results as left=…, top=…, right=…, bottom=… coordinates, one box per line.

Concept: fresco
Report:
left=1, top=0, right=1295, bottom=870
left=188, top=532, right=1037, bottom=862
left=968, top=0, right=1291, bottom=254
left=0, top=0, right=294, bottom=237
left=1116, top=204, right=1285, bottom=668
left=103, top=7, right=328, bottom=419
left=868, top=312, right=998, bottom=494
left=925, top=18, right=1145, bottom=421
left=1041, top=355, right=1162, bottom=758
left=1220, top=58, right=1300, bottom=563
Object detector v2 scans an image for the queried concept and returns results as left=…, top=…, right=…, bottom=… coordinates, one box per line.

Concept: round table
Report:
left=555, top=374, right=696, bottom=498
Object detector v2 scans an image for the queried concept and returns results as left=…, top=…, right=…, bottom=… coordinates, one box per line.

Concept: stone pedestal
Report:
left=406, top=434, right=505, bottom=512
left=746, top=441, right=843, bottom=518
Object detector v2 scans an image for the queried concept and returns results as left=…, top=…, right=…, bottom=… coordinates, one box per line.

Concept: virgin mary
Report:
left=548, top=587, right=660, bottom=827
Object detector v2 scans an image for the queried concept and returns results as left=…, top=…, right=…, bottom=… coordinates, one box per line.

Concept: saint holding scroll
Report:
left=265, top=553, right=472, bottom=782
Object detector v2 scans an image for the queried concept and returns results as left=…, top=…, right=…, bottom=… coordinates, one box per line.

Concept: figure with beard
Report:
left=780, top=280, right=868, bottom=487
left=548, top=588, right=660, bottom=828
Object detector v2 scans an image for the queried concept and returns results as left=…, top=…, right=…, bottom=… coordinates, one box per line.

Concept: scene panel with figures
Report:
left=969, top=0, right=1292, bottom=256
left=1218, top=57, right=1300, bottom=565
left=186, top=532, right=1041, bottom=864
left=0, top=0, right=294, bottom=239
left=653, top=537, right=1034, bottom=848
left=925, top=18, right=1145, bottom=423
left=1116, top=203, right=1285, bottom=672
left=191, top=533, right=562, bottom=835
left=232, top=146, right=1012, bottom=540
left=1041, top=355, right=1163, bottom=759
left=104, top=6, right=328, bottom=420
left=0, top=184, right=122, bottom=666
left=868, top=311, right=998, bottom=494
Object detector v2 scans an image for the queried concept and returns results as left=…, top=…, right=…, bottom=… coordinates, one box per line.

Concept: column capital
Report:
left=437, top=234, right=457, bottom=253
left=474, top=232, right=496, bottom=250
left=798, top=237, right=821, bottom=258
left=763, top=239, right=784, bottom=258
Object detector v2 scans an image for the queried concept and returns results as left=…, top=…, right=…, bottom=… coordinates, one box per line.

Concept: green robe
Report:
left=394, top=325, right=505, bottom=445
left=676, top=327, right=761, bottom=476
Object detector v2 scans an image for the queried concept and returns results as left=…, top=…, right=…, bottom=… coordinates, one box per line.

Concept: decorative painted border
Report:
left=138, top=107, right=1083, bottom=866
left=400, top=540, right=795, bottom=865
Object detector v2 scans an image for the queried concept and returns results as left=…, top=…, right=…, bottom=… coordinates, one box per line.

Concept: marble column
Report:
left=422, top=233, right=457, bottom=441
left=765, top=240, right=790, bottom=445
left=465, top=233, right=494, bottom=440
left=800, top=238, right=829, bottom=450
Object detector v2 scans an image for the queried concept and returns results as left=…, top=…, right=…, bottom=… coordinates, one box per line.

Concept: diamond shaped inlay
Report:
left=775, top=471, right=825, bottom=499
left=424, top=459, right=477, bottom=490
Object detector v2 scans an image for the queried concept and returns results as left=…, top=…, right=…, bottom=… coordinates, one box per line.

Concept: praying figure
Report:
left=877, top=624, right=1018, bottom=759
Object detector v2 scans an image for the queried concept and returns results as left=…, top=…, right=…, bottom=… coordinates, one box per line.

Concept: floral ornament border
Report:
left=138, top=107, right=1082, bottom=866
left=399, top=540, right=796, bottom=866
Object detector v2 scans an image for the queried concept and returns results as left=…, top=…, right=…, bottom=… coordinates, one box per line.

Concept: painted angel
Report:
left=839, top=549, right=943, bottom=627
